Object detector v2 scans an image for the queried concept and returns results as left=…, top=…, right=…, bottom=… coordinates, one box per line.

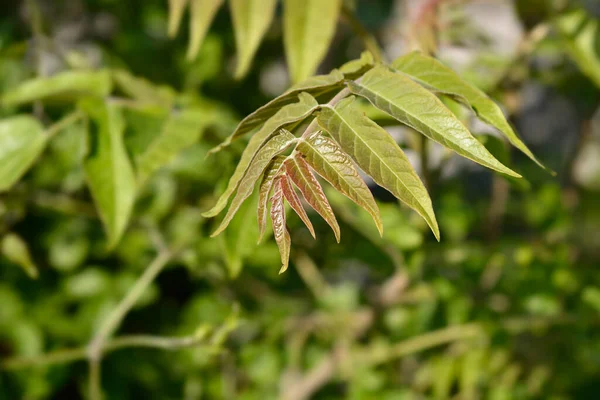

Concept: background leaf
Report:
left=0, top=115, right=47, bottom=192
left=82, top=100, right=136, bottom=249
left=1, top=233, right=38, bottom=279
left=283, top=0, right=342, bottom=83
left=168, top=0, right=189, bottom=37
left=187, top=0, right=224, bottom=60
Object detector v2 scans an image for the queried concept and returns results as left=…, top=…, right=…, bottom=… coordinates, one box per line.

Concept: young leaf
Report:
left=258, top=156, right=286, bottom=242
left=1, top=233, right=39, bottom=279
left=348, top=66, right=521, bottom=178
left=168, top=0, right=189, bottom=37
left=339, top=51, right=375, bottom=79
left=284, top=154, right=341, bottom=242
left=297, top=132, right=382, bottom=235
left=317, top=97, right=439, bottom=240
left=230, top=0, right=278, bottom=79
left=82, top=99, right=136, bottom=249
left=136, top=109, right=207, bottom=184
left=211, top=129, right=297, bottom=237
left=212, top=72, right=343, bottom=152
left=283, top=0, right=343, bottom=83
left=0, top=115, right=47, bottom=192
left=2, top=70, right=112, bottom=107
left=203, top=93, right=319, bottom=218
left=392, top=51, right=547, bottom=171
left=270, top=178, right=291, bottom=273
left=187, top=0, right=224, bottom=60
left=280, top=173, right=316, bottom=239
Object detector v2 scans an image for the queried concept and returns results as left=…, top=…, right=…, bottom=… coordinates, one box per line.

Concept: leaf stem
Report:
left=46, top=110, right=85, bottom=139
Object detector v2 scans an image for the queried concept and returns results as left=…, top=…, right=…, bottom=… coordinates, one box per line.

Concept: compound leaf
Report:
left=230, top=0, right=278, bottom=79
left=348, top=66, right=521, bottom=178
left=285, top=154, right=340, bottom=242
left=297, top=132, right=382, bottom=235
left=211, top=129, right=297, bottom=236
left=203, top=93, right=318, bottom=218
left=283, top=0, right=342, bottom=83
left=280, top=173, right=316, bottom=238
left=392, top=51, right=547, bottom=171
left=317, top=96, right=439, bottom=240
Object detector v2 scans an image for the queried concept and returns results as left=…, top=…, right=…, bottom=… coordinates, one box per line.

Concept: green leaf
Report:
left=317, top=96, right=439, bottom=240
left=230, top=0, right=278, bottom=79
left=283, top=0, right=343, bottom=83
left=348, top=66, right=521, bottom=178
left=258, top=156, right=286, bottom=243
left=1, top=233, right=39, bottom=279
left=0, top=115, right=47, bottom=192
left=211, top=129, right=297, bottom=237
left=339, top=51, right=375, bottom=79
left=280, top=173, right=316, bottom=238
left=136, top=109, right=208, bottom=183
left=270, top=177, right=291, bottom=273
left=556, top=8, right=600, bottom=88
left=211, top=71, right=343, bottom=152
left=168, top=0, right=189, bottom=37
left=82, top=99, right=136, bottom=249
left=112, top=69, right=176, bottom=107
left=2, top=70, right=112, bottom=107
left=187, top=0, right=224, bottom=60
left=392, top=51, right=547, bottom=171
left=284, top=154, right=340, bottom=242
left=203, top=93, right=319, bottom=218
left=297, top=131, right=382, bottom=235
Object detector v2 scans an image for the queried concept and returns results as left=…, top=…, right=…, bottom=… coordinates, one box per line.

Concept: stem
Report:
left=46, top=110, right=85, bottom=139
left=87, top=249, right=173, bottom=400
left=341, top=5, right=385, bottom=63
left=300, top=87, right=350, bottom=139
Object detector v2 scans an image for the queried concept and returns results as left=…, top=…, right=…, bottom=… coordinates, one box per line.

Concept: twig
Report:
left=45, top=110, right=85, bottom=139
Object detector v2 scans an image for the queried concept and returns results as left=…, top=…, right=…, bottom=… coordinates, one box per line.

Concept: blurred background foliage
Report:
left=1, top=0, right=600, bottom=399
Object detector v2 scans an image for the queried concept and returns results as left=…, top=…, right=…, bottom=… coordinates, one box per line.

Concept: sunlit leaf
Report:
left=112, top=69, right=176, bottom=107
left=212, top=72, right=343, bottom=152
left=339, top=51, right=375, bottom=79
left=556, top=8, right=600, bottom=88
left=297, top=131, right=382, bottom=235
left=187, top=0, right=224, bottom=60
left=2, top=70, right=112, bottom=107
left=82, top=99, right=136, bottom=249
left=203, top=93, right=318, bottom=217
left=317, top=96, right=439, bottom=240
left=283, top=0, right=343, bottom=83
left=230, top=0, right=278, bottom=79
left=280, top=173, right=316, bottom=238
left=211, top=129, right=297, bottom=236
left=168, top=0, right=189, bottom=37
left=0, top=115, right=47, bottom=192
left=1, top=233, right=38, bottom=279
left=284, top=154, right=340, bottom=242
left=136, top=109, right=208, bottom=183
left=392, top=51, right=547, bottom=171
left=270, top=177, right=291, bottom=273
left=348, top=66, right=521, bottom=178
left=258, top=156, right=286, bottom=242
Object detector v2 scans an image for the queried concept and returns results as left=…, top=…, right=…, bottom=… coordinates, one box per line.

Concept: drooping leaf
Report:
left=270, top=177, right=291, bottom=273
left=0, top=115, right=47, bottom=192
left=136, top=109, right=208, bottom=183
left=1, top=233, right=39, bottom=279
left=555, top=8, right=600, bottom=88
left=168, top=0, right=189, bottom=37
left=211, top=72, right=343, bottom=152
left=283, top=0, right=343, bottom=83
left=112, top=69, right=176, bottom=107
left=392, top=51, right=547, bottom=171
left=82, top=99, right=136, bottom=249
left=339, top=51, right=375, bottom=79
left=280, top=173, right=316, bottom=238
left=187, top=0, right=224, bottom=60
left=297, top=131, right=382, bottom=235
left=348, top=66, right=521, bottom=178
left=2, top=70, right=112, bottom=107
left=203, top=93, right=319, bottom=217
left=258, top=156, right=286, bottom=242
left=284, top=154, right=340, bottom=242
left=211, top=129, right=297, bottom=236
left=230, top=0, right=278, bottom=79
left=317, top=96, right=439, bottom=240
